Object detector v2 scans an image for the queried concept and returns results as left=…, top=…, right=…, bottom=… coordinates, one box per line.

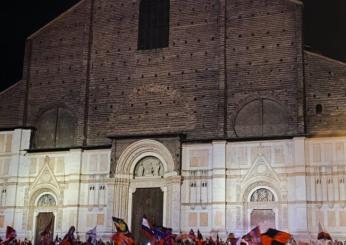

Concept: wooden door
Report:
left=35, top=212, right=54, bottom=245
left=131, top=188, right=163, bottom=244
left=250, top=209, right=275, bottom=233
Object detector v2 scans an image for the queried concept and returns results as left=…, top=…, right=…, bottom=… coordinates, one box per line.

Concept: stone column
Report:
left=287, top=137, right=309, bottom=237
left=113, top=178, right=130, bottom=221
left=211, top=141, right=226, bottom=235
left=11, top=129, right=32, bottom=237
left=166, top=176, right=182, bottom=233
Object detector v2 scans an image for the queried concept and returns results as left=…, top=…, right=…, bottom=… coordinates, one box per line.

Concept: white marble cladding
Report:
left=305, top=138, right=346, bottom=237
left=181, top=138, right=346, bottom=239
left=0, top=129, right=112, bottom=241
left=1, top=129, right=346, bottom=240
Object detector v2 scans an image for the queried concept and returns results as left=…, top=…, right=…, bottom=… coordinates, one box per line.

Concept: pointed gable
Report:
left=242, top=155, right=280, bottom=184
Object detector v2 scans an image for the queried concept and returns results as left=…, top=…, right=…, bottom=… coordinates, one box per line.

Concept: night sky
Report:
left=0, top=0, right=345, bottom=92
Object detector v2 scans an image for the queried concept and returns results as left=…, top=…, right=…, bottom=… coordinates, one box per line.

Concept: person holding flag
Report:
left=61, top=226, right=76, bottom=245
left=242, top=226, right=261, bottom=245
left=260, top=228, right=292, bottom=245
left=86, top=227, right=97, bottom=245
left=141, top=216, right=174, bottom=245
left=2, top=226, right=16, bottom=245
left=40, top=218, right=54, bottom=245
left=141, top=216, right=157, bottom=245
left=112, top=217, right=130, bottom=234
left=226, top=233, right=239, bottom=245
left=188, top=229, right=196, bottom=242
left=197, top=230, right=204, bottom=245
left=317, top=223, right=332, bottom=241
left=206, top=236, right=216, bottom=245
left=112, top=217, right=134, bottom=245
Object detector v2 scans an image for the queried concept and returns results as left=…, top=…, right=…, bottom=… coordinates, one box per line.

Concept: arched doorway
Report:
left=131, top=156, right=165, bottom=243
left=243, top=184, right=280, bottom=233
left=249, top=188, right=276, bottom=232
left=113, top=139, right=181, bottom=242
left=34, top=193, right=57, bottom=245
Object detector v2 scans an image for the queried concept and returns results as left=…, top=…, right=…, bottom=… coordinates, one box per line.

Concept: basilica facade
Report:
left=0, top=0, right=346, bottom=242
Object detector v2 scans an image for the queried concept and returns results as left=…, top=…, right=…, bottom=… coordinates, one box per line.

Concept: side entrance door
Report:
left=35, top=212, right=55, bottom=245
left=250, top=209, right=275, bottom=232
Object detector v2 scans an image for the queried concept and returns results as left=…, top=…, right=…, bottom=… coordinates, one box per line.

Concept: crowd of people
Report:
left=0, top=217, right=344, bottom=245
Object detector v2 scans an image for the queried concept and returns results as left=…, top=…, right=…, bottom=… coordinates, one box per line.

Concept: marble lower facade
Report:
left=0, top=129, right=346, bottom=242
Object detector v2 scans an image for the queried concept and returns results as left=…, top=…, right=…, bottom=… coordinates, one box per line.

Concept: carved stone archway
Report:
left=133, top=156, right=164, bottom=178
left=26, top=190, right=58, bottom=242
left=249, top=188, right=276, bottom=203
left=242, top=182, right=280, bottom=232
left=113, top=139, right=181, bottom=233
left=115, top=139, right=176, bottom=175
left=34, top=193, right=57, bottom=245
left=37, top=193, right=57, bottom=207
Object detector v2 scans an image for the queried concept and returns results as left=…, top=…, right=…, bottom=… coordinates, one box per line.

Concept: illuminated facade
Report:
left=0, top=0, right=346, bottom=242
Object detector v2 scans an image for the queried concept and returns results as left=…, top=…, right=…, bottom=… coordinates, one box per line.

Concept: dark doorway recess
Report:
left=131, top=187, right=163, bottom=244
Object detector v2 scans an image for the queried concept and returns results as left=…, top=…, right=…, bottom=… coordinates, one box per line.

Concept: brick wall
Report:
left=1, top=0, right=345, bottom=146
left=226, top=0, right=304, bottom=138
left=304, top=51, right=346, bottom=136
left=24, top=0, right=92, bottom=146
left=0, top=80, right=25, bottom=128
left=86, top=0, right=223, bottom=145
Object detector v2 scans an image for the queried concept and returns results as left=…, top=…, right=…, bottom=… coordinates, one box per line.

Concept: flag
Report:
left=317, top=223, right=332, bottom=240
left=227, top=233, right=239, bottom=245
left=141, top=216, right=156, bottom=243
left=86, top=226, right=97, bottom=245
left=197, top=230, right=203, bottom=241
left=261, top=228, right=292, bottom=245
left=40, top=218, right=54, bottom=245
left=112, top=232, right=135, bottom=245
left=196, top=230, right=204, bottom=245
left=176, top=233, right=191, bottom=243
left=5, top=226, right=16, bottom=242
left=207, top=236, right=216, bottom=245
left=243, top=226, right=261, bottom=245
left=40, top=218, right=53, bottom=237
left=62, top=226, right=76, bottom=245
left=112, top=217, right=130, bottom=233
left=152, top=226, right=173, bottom=241
left=141, top=216, right=174, bottom=244
left=188, top=229, right=196, bottom=241
left=112, top=217, right=134, bottom=245
left=156, top=227, right=175, bottom=245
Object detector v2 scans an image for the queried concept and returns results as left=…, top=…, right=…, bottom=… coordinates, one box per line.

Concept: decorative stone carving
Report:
left=250, top=188, right=275, bottom=202
left=256, top=164, right=267, bottom=174
left=134, top=156, right=164, bottom=177
left=39, top=169, right=52, bottom=183
left=241, top=156, right=281, bottom=188
left=37, top=194, right=56, bottom=207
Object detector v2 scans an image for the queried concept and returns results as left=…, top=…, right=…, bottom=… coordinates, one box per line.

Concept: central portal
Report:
left=131, top=188, right=163, bottom=244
